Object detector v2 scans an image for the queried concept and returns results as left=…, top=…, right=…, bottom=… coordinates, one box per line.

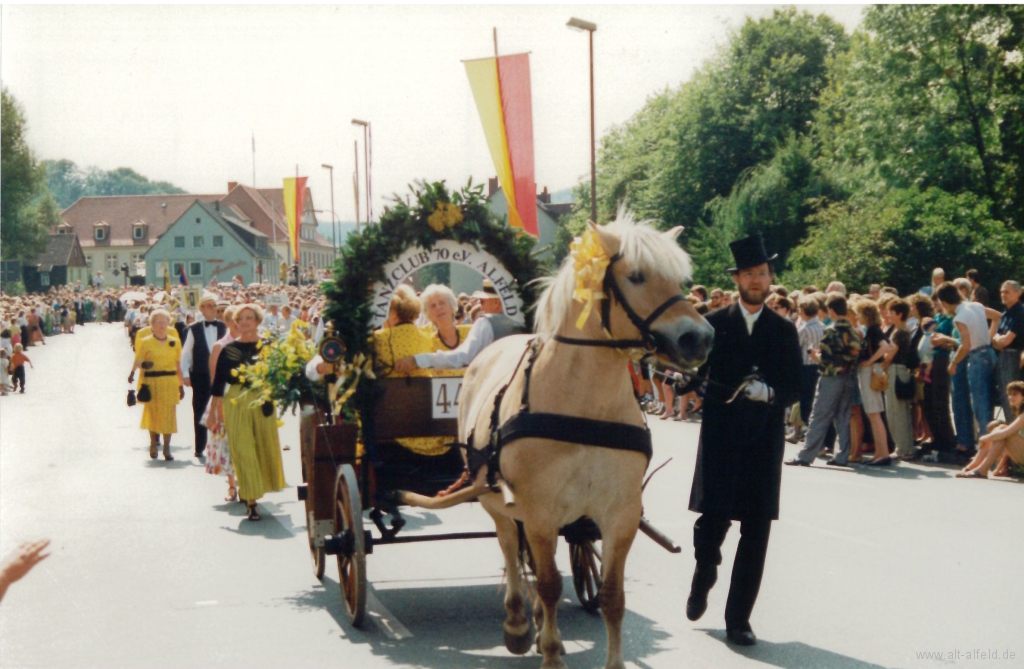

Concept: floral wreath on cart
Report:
left=317, top=179, right=547, bottom=425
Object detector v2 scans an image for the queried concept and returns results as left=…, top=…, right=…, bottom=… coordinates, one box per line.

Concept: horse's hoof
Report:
left=535, top=634, right=565, bottom=656
left=504, top=629, right=533, bottom=656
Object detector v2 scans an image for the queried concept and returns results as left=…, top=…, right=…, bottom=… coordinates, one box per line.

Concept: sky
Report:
left=1, top=4, right=866, bottom=222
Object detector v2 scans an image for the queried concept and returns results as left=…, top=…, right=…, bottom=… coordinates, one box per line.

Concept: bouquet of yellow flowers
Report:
left=233, top=319, right=319, bottom=415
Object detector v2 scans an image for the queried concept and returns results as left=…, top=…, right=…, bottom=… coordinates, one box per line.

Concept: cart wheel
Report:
left=569, top=538, right=602, bottom=613
left=334, top=464, right=366, bottom=627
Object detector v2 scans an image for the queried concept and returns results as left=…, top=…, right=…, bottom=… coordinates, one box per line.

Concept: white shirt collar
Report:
left=740, top=303, right=764, bottom=335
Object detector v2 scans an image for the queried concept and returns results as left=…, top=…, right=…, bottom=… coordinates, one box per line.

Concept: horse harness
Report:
left=464, top=337, right=654, bottom=492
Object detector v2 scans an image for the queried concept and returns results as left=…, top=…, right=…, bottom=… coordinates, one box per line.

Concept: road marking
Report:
left=366, top=591, right=414, bottom=640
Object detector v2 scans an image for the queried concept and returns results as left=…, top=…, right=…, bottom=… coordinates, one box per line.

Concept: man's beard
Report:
left=737, top=285, right=767, bottom=306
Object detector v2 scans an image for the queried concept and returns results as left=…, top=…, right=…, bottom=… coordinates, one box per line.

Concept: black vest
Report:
left=188, top=320, right=226, bottom=384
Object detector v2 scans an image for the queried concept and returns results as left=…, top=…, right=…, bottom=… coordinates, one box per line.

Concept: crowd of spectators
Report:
left=636, top=270, right=1024, bottom=479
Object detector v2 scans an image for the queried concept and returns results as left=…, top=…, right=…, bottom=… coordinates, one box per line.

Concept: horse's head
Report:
left=537, top=209, right=714, bottom=372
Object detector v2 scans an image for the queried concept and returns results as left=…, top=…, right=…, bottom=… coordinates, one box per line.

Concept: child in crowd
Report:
left=0, top=349, right=11, bottom=395
left=916, top=318, right=939, bottom=383
left=9, top=344, right=32, bottom=394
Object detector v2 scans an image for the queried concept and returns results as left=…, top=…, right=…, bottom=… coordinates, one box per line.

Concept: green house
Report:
left=144, top=200, right=276, bottom=287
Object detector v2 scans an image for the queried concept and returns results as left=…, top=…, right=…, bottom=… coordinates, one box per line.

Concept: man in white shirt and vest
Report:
left=181, top=293, right=227, bottom=459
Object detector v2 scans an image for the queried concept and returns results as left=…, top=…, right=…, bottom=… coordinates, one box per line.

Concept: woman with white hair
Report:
left=420, top=283, right=471, bottom=352
left=128, top=309, right=184, bottom=460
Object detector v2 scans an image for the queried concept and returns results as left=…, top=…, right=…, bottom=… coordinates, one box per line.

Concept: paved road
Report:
left=1, top=323, right=1022, bottom=669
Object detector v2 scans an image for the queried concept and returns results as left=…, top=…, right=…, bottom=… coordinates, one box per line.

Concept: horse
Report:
left=454, top=212, right=713, bottom=669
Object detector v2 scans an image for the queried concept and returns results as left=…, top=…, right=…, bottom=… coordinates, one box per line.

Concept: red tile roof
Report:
left=62, top=193, right=222, bottom=248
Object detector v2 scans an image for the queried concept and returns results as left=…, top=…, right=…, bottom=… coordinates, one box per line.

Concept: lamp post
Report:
left=351, top=119, right=371, bottom=224
left=567, top=17, right=598, bottom=224
left=321, top=163, right=337, bottom=258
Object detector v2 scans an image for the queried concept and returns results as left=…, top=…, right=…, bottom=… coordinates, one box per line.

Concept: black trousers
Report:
left=923, top=358, right=956, bottom=452
left=11, top=366, right=26, bottom=391
left=191, top=382, right=212, bottom=456
left=693, top=514, right=772, bottom=629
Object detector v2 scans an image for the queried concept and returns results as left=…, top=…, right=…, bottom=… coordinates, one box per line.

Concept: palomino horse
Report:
left=459, top=214, right=713, bottom=669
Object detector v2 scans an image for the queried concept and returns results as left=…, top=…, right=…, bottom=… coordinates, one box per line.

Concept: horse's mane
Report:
left=534, top=207, right=693, bottom=339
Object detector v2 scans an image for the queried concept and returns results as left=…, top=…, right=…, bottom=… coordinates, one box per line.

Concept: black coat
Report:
left=688, top=303, right=802, bottom=521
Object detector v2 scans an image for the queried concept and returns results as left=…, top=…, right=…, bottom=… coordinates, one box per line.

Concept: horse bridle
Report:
left=553, top=253, right=687, bottom=352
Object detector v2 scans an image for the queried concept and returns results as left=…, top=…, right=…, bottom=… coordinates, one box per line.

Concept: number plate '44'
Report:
left=431, top=378, right=463, bottom=419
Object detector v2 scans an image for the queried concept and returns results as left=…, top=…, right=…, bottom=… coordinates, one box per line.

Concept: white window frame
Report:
left=40, top=272, right=50, bottom=287
left=105, top=254, right=118, bottom=271
left=189, top=261, right=203, bottom=277
left=94, top=227, right=106, bottom=241
left=132, top=225, right=145, bottom=240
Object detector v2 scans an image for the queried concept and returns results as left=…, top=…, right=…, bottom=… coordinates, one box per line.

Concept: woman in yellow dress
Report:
left=206, top=304, right=286, bottom=521
left=128, top=309, right=184, bottom=460
left=373, top=285, right=451, bottom=456
left=420, top=284, right=472, bottom=354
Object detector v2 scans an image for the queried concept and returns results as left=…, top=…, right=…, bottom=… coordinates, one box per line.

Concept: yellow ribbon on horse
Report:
left=569, top=227, right=610, bottom=331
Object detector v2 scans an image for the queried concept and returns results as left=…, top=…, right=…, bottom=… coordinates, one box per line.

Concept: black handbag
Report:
left=895, top=371, right=916, bottom=400
left=137, top=384, right=152, bottom=403
left=127, top=389, right=137, bottom=407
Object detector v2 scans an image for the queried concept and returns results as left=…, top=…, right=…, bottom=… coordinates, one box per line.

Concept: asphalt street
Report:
left=1, top=322, right=1022, bottom=669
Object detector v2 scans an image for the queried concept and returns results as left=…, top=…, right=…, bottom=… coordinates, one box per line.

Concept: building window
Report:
left=106, top=254, right=118, bottom=270
left=193, top=236, right=204, bottom=248
left=94, top=227, right=106, bottom=241
left=132, top=226, right=145, bottom=240
left=189, top=261, right=202, bottom=277
left=85, top=254, right=93, bottom=268
left=130, top=253, right=144, bottom=274
left=213, top=235, right=223, bottom=247
left=174, top=236, right=185, bottom=248
left=40, top=272, right=50, bottom=287
left=172, top=262, right=184, bottom=277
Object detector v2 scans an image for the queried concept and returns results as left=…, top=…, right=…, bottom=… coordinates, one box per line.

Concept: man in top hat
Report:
left=393, top=279, right=526, bottom=373
left=180, top=292, right=227, bottom=460
left=680, top=232, right=802, bottom=646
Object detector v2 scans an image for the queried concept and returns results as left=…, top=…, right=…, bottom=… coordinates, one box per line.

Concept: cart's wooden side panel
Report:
left=300, top=406, right=359, bottom=522
left=372, top=377, right=460, bottom=440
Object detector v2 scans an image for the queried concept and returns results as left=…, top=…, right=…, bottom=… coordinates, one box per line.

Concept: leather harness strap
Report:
left=465, top=337, right=653, bottom=491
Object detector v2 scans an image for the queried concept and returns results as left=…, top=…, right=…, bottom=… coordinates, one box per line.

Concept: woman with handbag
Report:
left=128, top=309, right=184, bottom=460
left=206, top=304, right=285, bottom=521
left=855, top=300, right=893, bottom=465
left=882, top=299, right=916, bottom=458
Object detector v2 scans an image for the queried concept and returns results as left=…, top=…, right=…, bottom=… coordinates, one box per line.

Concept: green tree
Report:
left=1, top=87, right=49, bottom=261
left=784, top=187, right=1024, bottom=294
left=42, top=159, right=87, bottom=209
left=816, top=5, right=1024, bottom=226
left=43, top=160, right=186, bottom=209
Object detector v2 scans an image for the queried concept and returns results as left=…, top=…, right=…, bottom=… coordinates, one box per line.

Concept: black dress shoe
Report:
left=727, top=628, right=757, bottom=646
left=825, top=459, right=850, bottom=467
left=686, top=567, right=717, bottom=621
left=865, top=457, right=892, bottom=466
left=784, top=458, right=810, bottom=467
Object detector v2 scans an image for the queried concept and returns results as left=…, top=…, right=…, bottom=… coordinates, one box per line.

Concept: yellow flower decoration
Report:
left=427, top=202, right=463, bottom=233
left=569, top=228, right=610, bottom=330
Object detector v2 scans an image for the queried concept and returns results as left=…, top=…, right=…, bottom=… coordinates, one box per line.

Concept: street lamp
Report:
left=321, top=163, right=337, bottom=258
left=351, top=119, right=371, bottom=224
left=567, top=17, right=598, bottom=224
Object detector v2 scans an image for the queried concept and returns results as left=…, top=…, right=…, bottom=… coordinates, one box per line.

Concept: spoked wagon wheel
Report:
left=334, top=464, right=367, bottom=627
left=568, top=537, right=602, bottom=613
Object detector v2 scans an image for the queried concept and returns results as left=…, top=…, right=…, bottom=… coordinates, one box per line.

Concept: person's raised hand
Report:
left=0, top=539, right=50, bottom=599
left=394, top=357, right=417, bottom=375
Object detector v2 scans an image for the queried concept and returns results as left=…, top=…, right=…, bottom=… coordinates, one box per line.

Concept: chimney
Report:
left=488, top=177, right=499, bottom=197
left=538, top=186, right=550, bottom=204
left=227, top=181, right=239, bottom=193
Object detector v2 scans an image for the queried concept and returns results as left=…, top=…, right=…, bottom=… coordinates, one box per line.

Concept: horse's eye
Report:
left=627, top=271, right=645, bottom=285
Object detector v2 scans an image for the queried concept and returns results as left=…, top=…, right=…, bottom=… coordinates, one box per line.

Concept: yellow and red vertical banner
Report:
left=465, top=53, right=537, bottom=237
left=283, top=176, right=307, bottom=263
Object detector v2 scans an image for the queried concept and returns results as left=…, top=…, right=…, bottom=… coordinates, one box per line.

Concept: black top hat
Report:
left=727, top=232, right=778, bottom=273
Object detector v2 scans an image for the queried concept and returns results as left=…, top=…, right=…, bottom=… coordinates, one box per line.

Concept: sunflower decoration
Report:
left=427, top=201, right=464, bottom=233
left=234, top=319, right=319, bottom=414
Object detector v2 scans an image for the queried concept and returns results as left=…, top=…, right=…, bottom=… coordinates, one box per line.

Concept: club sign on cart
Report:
left=431, top=378, right=463, bottom=419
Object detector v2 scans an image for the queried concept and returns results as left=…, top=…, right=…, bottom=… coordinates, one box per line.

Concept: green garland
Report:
left=322, top=179, right=548, bottom=419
